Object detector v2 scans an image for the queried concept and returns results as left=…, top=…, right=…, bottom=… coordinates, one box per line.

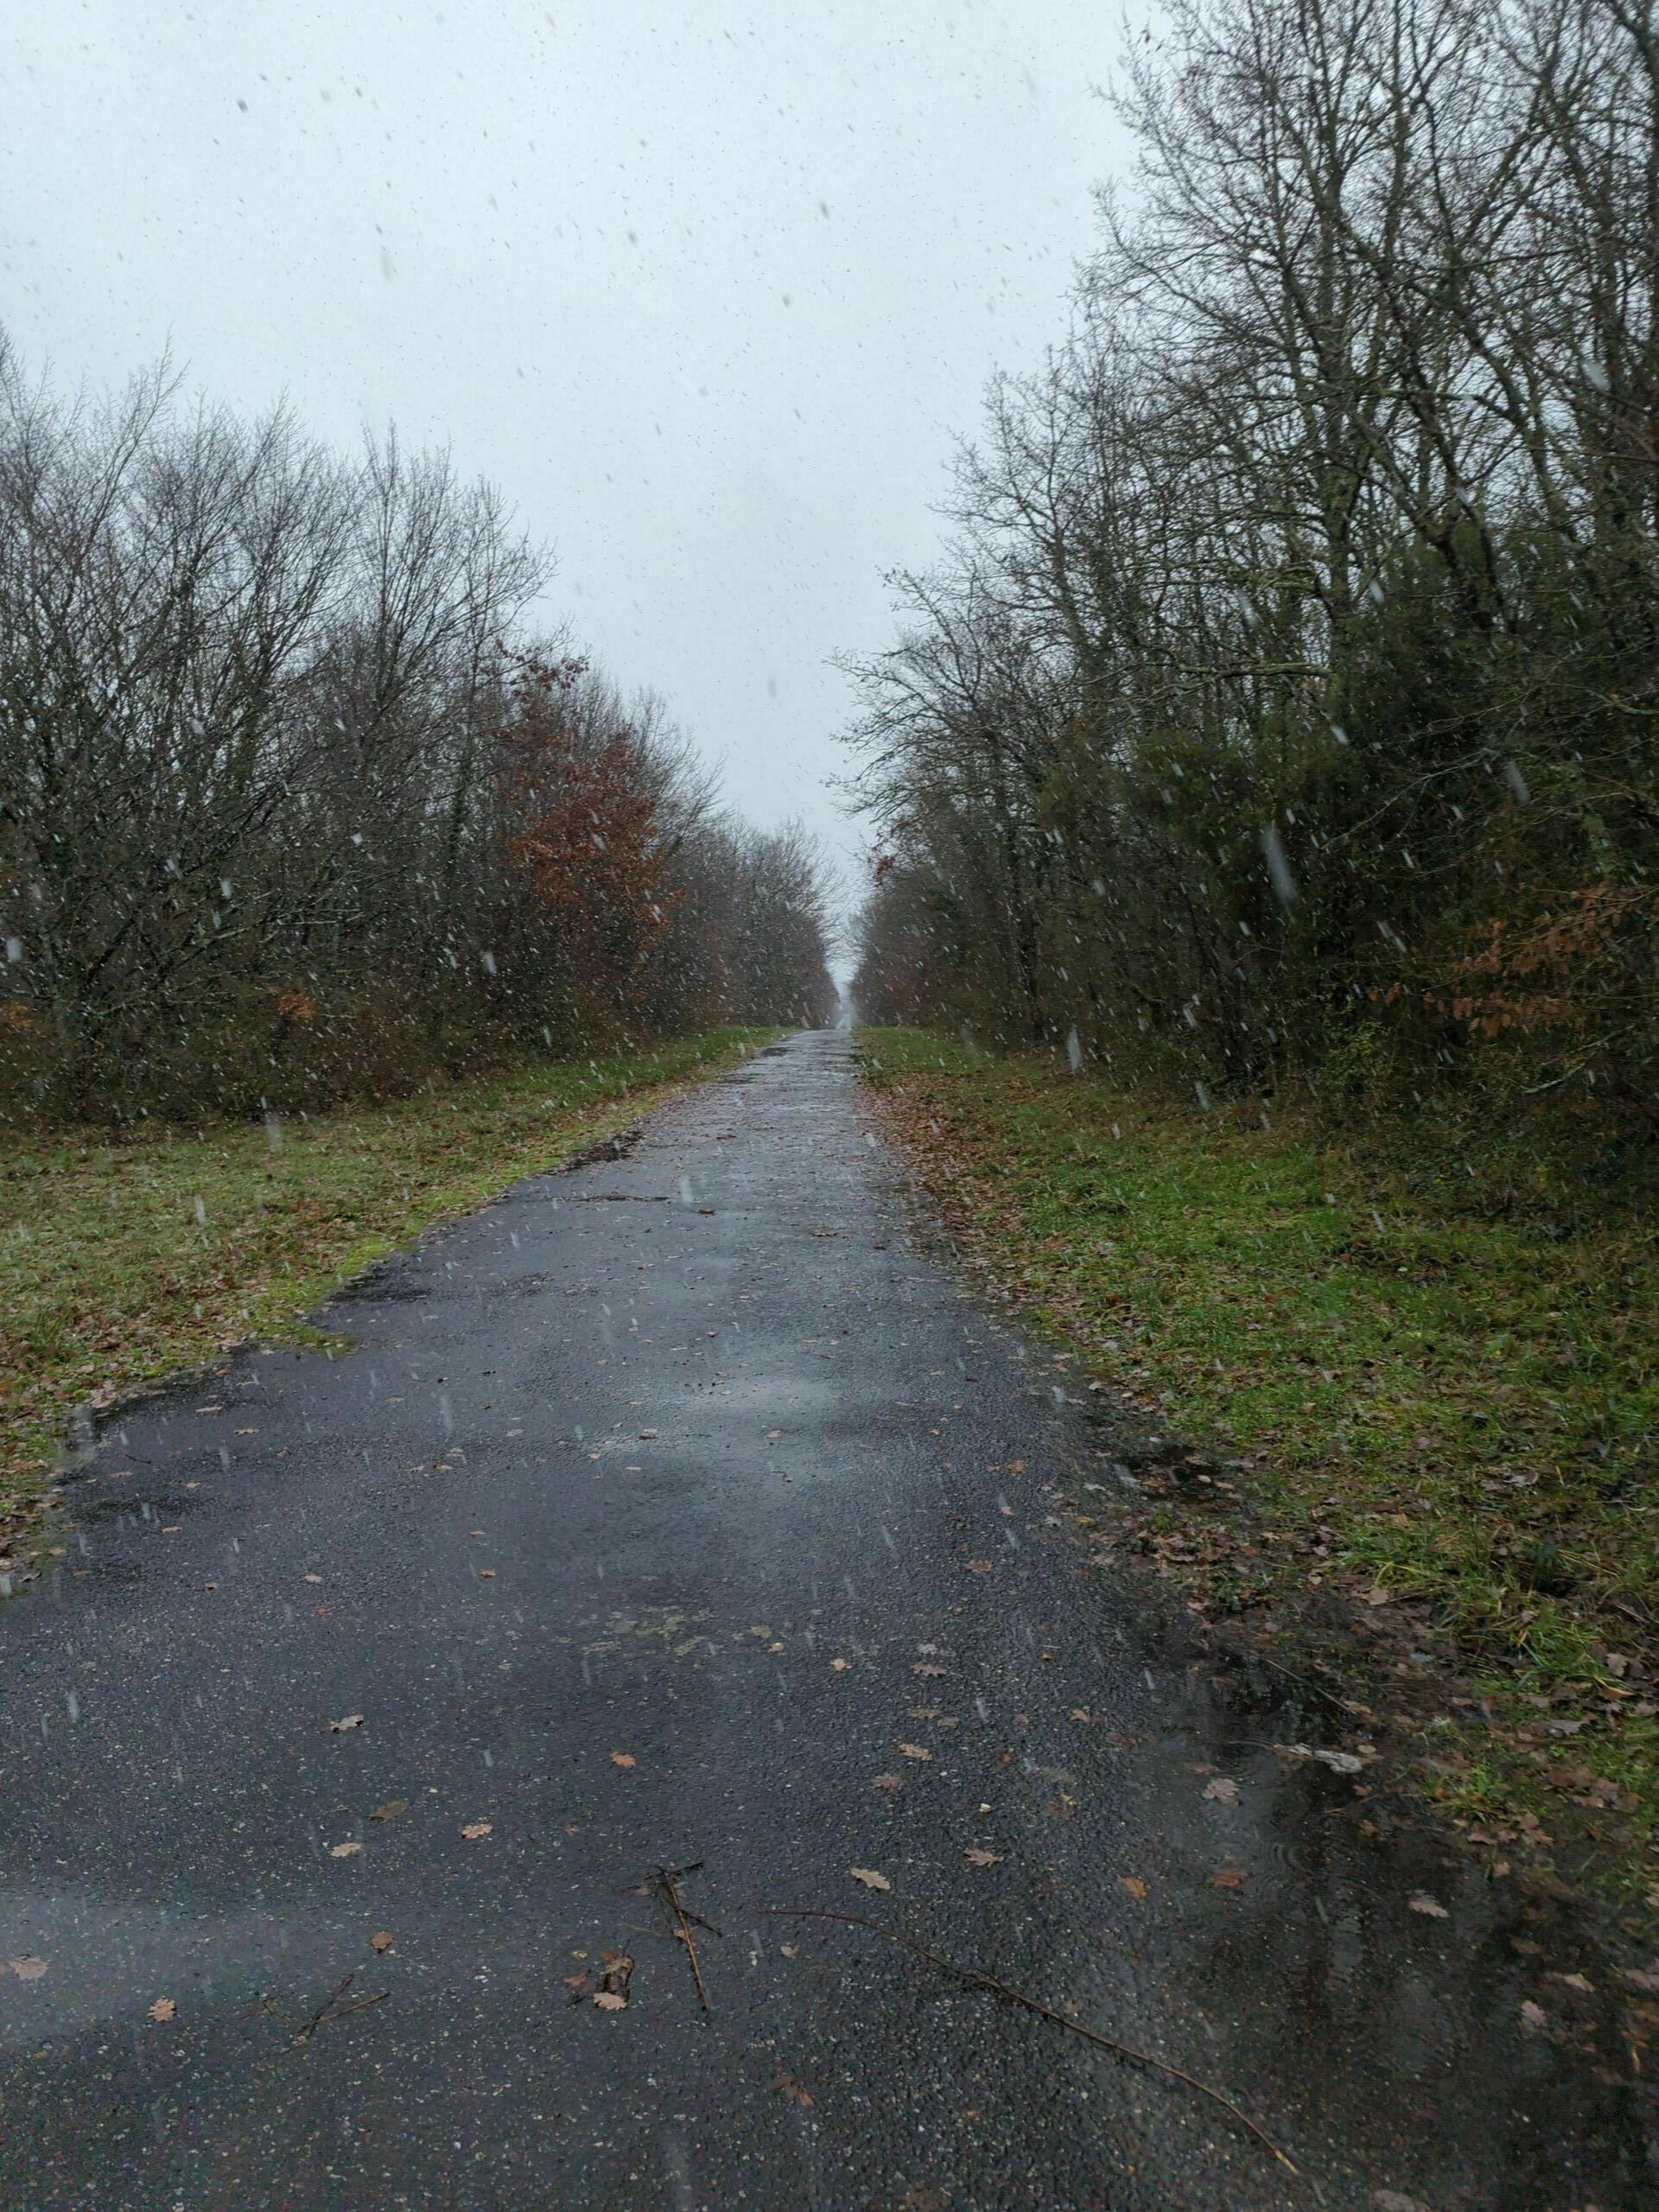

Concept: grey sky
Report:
left=3, top=3, right=1131, bottom=922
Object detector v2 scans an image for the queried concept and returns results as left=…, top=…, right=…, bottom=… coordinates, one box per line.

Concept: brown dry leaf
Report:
left=913, top=1662, right=947, bottom=1678
left=964, top=1560, right=994, bottom=1574
left=963, top=1848, right=1002, bottom=1868
left=1202, top=1777, right=1240, bottom=1806
left=479, top=1569, right=497, bottom=1580
left=1209, top=1868, right=1248, bottom=1891
left=329, top=1713, right=365, bottom=1732
left=772, top=2073, right=815, bottom=2107
left=779, top=1943, right=799, bottom=1959
left=369, top=1932, right=394, bottom=1954
left=148, top=1997, right=176, bottom=2024
left=1070, top=1708, right=1091, bottom=1722
left=609, top=1751, right=637, bottom=1770
left=460, top=1821, right=493, bottom=1840
left=1519, top=1998, right=1548, bottom=2031
left=897, top=1743, right=934, bottom=1763
left=1121, top=1877, right=1147, bottom=1900
left=369, top=1799, right=409, bottom=1822
left=7, top=1955, right=48, bottom=1981
left=849, top=1867, right=892, bottom=1892
left=830, top=1657, right=850, bottom=1672
left=329, top=1840, right=363, bottom=1859
left=594, top=1949, right=633, bottom=2010
left=871, top=1773, right=904, bottom=1791
left=1408, top=1893, right=1448, bottom=1919
left=1552, top=1971, right=1593, bottom=1994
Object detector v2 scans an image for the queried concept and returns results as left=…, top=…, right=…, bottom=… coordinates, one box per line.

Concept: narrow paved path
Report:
left=1, top=1033, right=1648, bottom=2208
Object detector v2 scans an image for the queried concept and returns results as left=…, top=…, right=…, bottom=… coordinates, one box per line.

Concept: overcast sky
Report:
left=3, top=3, right=1133, bottom=931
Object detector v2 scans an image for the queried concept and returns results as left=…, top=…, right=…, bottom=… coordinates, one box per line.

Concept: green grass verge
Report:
left=1, top=1030, right=776, bottom=1532
left=859, top=1027, right=1659, bottom=1913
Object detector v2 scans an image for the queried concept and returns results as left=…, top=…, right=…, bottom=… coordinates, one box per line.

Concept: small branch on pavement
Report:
left=291, top=1970, right=389, bottom=2045
left=654, top=1860, right=720, bottom=2014
left=760, top=1907, right=1299, bottom=2177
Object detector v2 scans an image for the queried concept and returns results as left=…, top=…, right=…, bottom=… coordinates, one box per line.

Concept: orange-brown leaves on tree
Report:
left=496, top=655, right=679, bottom=1010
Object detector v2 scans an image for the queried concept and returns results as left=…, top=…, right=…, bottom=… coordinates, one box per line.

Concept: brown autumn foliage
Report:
left=497, top=654, right=677, bottom=1019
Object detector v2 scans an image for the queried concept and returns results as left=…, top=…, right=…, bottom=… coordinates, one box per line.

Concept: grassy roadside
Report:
left=858, top=1027, right=1659, bottom=1920
left=1, top=1030, right=776, bottom=1541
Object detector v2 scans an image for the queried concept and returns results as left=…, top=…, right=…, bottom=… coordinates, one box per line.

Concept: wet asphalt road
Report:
left=1, top=1029, right=1652, bottom=2210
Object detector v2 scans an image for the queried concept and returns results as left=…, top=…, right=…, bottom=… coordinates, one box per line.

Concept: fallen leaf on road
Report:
left=329, top=1714, right=365, bottom=1732
left=1552, top=1972, right=1593, bottom=1993
left=772, top=2073, right=815, bottom=2106
left=850, top=1867, right=892, bottom=1892
left=609, top=1751, right=636, bottom=1769
left=149, top=1998, right=175, bottom=2024
left=6, top=1956, right=48, bottom=1981
left=871, top=1773, right=904, bottom=1791
left=461, top=1822, right=493, bottom=1840
left=479, top=1569, right=496, bottom=1580
left=370, top=1932, right=394, bottom=1954
left=831, top=1658, right=850, bottom=1672
left=303, top=1573, right=323, bottom=1584
left=369, top=1800, right=408, bottom=1822
left=964, top=1848, right=1002, bottom=1867
left=780, top=1943, right=799, bottom=1958
left=964, top=1560, right=994, bottom=1574
left=1209, top=1868, right=1248, bottom=1891
left=1519, top=1999, right=1548, bottom=2031
left=1408, top=1893, right=1448, bottom=1919
left=329, top=1841, right=363, bottom=1859
left=1121, top=1877, right=1147, bottom=1899
left=897, top=1743, right=934, bottom=1763
left=1070, top=1708, right=1091, bottom=1722
left=594, top=1949, right=633, bottom=2010
left=913, top=1662, right=947, bottom=1677
left=1618, top=1965, right=1659, bottom=1993
left=1202, top=1777, right=1240, bottom=1806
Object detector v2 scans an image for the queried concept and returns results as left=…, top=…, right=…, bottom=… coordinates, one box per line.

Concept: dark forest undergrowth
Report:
left=860, top=1027, right=1659, bottom=1927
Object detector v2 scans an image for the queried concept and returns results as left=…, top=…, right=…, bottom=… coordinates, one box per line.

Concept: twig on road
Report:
left=761, top=1907, right=1299, bottom=2177
left=654, top=1860, right=720, bottom=2014
left=291, top=1970, right=389, bottom=2046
